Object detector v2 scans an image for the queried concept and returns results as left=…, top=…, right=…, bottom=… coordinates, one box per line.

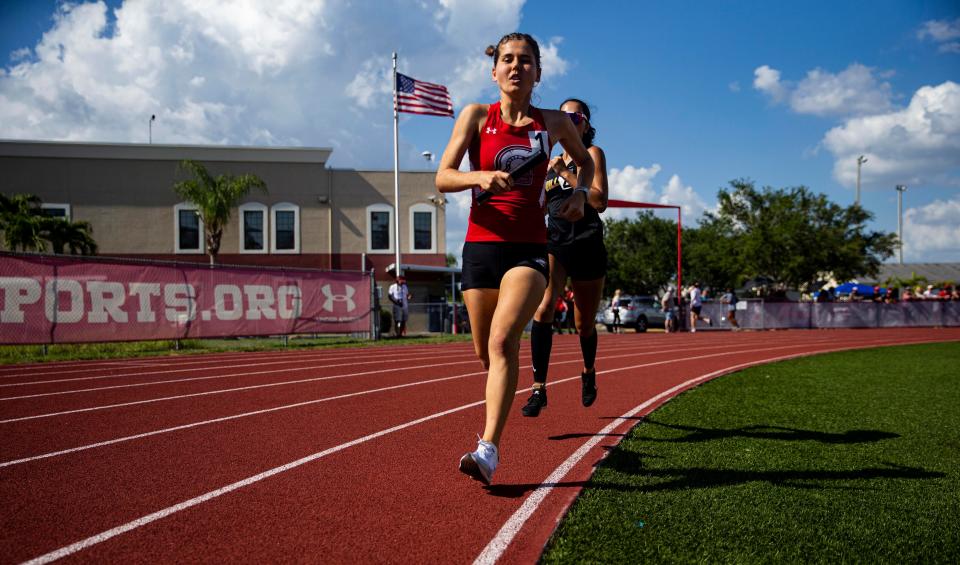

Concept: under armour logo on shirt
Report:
left=485, top=127, right=497, bottom=135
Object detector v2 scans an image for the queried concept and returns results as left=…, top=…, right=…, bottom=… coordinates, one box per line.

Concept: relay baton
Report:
left=476, top=147, right=548, bottom=204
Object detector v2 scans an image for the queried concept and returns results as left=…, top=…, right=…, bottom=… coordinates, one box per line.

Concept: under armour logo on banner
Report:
left=321, top=284, right=356, bottom=312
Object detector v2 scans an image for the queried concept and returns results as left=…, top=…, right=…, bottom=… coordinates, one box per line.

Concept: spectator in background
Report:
left=849, top=286, right=861, bottom=302
left=923, top=285, right=935, bottom=299
left=721, top=287, right=740, bottom=330
left=610, top=289, right=623, bottom=334
left=689, top=281, right=712, bottom=332
left=388, top=275, right=412, bottom=338
left=562, top=285, right=576, bottom=334
left=553, top=293, right=568, bottom=334
left=950, top=286, right=959, bottom=301
left=902, top=287, right=913, bottom=302
left=885, top=288, right=899, bottom=304
left=661, top=289, right=677, bottom=333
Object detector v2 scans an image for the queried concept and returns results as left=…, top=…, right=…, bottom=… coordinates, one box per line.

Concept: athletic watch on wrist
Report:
left=574, top=186, right=589, bottom=197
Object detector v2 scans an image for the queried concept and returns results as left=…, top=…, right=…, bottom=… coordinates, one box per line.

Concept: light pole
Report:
left=895, top=184, right=907, bottom=264
left=149, top=114, right=156, bottom=144
left=421, top=151, right=433, bottom=168
left=856, top=155, right=867, bottom=206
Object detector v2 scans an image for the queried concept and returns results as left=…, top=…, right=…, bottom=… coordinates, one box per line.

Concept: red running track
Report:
left=1, top=328, right=957, bottom=564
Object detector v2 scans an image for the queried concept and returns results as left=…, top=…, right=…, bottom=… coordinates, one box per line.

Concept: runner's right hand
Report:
left=476, top=170, right=513, bottom=196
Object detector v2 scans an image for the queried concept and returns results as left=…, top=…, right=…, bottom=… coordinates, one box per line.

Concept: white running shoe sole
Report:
left=458, top=452, right=492, bottom=485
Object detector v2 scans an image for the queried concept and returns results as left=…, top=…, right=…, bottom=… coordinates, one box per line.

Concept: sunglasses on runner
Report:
left=565, top=111, right=586, bottom=125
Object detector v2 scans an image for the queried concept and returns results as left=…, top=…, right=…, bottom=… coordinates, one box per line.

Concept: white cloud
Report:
left=660, top=174, right=710, bottom=220
left=790, top=64, right=893, bottom=116
left=753, top=65, right=786, bottom=102
left=607, top=164, right=661, bottom=207
left=823, top=81, right=960, bottom=189
left=604, top=164, right=710, bottom=222
left=728, top=81, right=740, bottom=93
left=918, top=18, right=960, bottom=54
left=538, top=36, right=568, bottom=83
left=903, top=196, right=960, bottom=262
left=754, top=63, right=893, bottom=116
left=0, top=0, right=568, bottom=170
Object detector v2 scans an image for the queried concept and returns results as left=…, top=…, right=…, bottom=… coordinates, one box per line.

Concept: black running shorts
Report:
left=548, top=238, right=607, bottom=281
left=461, top=242, right=549, bottom=290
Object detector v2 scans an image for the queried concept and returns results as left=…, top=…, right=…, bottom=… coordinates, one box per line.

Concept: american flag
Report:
left=395, top=72, right=454, bottom=117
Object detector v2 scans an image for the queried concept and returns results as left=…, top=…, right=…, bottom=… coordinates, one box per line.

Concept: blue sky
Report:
left=1, top=0, right=958, bottom=263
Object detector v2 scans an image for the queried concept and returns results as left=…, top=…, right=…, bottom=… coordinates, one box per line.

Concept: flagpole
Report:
left=392, top=52, right=402, bottom=278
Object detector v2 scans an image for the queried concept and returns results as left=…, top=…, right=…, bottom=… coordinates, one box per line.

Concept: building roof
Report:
left=0, top=139, right=332, bottom=164
left=863, top=263, right=960, bottom=284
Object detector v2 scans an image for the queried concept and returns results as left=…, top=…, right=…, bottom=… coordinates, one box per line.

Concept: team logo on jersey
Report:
left=495, top=145, right=538, bottom=186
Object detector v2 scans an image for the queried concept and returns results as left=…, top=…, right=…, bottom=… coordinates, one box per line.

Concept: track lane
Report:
left=2, top=329, right=956, bottom=564
left=1, top=337, right=825, bottom=459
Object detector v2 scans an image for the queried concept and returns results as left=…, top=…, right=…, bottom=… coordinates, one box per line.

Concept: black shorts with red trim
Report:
left=461, top=241, right=549, bottom=290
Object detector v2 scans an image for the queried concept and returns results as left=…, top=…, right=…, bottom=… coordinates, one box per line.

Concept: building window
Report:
left=270, top=203, right=300, bottom=253
left=174, top=203, right=204, bottom=254
left=40, top=204, right=71, bottom=219
left=409, top=203, right=436, bottom=253
left=239, top=202, right=268, bottom=254
left=366, top=204, right=394, bottom=253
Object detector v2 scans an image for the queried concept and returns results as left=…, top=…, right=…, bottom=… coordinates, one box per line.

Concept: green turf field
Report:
left=543, top=342, right=960, bottom=564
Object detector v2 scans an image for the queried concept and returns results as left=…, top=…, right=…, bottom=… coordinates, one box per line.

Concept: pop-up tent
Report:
left=833, top=282, right=886, bottom=297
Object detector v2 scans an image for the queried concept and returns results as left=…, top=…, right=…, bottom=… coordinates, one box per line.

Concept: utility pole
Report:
left=856, top=155, right=867, bottom=206
left=895, top=184, right=907, bottom=264
left=149, top=114, right=156, bottom=144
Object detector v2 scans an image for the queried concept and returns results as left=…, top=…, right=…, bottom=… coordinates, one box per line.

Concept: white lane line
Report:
left=0, top=344, right=484, bottom=380
left=0, top=348, right=483, bottom=389
left=0, top=351, right=479, bottom=400
left=18, top=336, right=914, bottom=565
left=0, top=369, right=483, bottom=468
left=0, top=337, right=797, bottom=399
left=0, top=343, right=725, bottom=464
left=0, top=340, right=824, bottom=424
left=472, top=337, right=939, bottom=565
left=0, top=342, right=582, bottom=388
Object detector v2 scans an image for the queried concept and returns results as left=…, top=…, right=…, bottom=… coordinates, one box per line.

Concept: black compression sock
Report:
left=580, top=329, right=598, bottom=371
left=531, top=320, right=554, bottom=384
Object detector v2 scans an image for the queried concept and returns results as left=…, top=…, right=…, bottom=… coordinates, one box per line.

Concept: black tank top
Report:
left=545, top=160, right=604, bottom=246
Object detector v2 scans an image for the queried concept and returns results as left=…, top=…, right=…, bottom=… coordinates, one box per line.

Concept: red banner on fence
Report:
left=0, top=254, right=372, bottom=344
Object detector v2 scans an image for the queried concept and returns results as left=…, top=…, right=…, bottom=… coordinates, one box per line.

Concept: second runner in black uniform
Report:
left=522, top=97, right=610, bottom=417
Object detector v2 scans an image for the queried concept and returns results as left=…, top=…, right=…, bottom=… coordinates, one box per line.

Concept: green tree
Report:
left=41, top=217, right=98, bottom=255
left=683, top=215, right=743, bottom=290
left=173, top=160, right=267, bottom=265
left=0, top=193, right=46, bottom=252
left=711, top=179, right=897, bottom=290
left=604, top=212, right=678, bottom=295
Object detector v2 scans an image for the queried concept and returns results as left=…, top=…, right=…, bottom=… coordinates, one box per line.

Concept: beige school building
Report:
left=1, top=140, right=459, bottom=322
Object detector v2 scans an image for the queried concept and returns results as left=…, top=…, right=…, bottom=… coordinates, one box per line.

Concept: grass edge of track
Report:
left=540, top=341, right=960, bottom=564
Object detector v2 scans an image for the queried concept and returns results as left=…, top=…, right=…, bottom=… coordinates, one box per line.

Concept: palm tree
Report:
left=41, top=217, right=98, bottom=255
left=0, top=193, right=46, bottom=252
left=173, top=160, right=268, bottom=265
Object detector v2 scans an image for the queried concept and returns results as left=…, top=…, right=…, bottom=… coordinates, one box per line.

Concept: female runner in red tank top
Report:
left=436, top=33, right=594, bottom=485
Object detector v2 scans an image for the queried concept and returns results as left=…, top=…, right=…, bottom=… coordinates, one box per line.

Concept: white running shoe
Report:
left=458, top=438, right=499, bottom=485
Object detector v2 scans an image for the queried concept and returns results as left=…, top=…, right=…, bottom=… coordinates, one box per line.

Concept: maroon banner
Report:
left=0, top=254, right=372, bottom=344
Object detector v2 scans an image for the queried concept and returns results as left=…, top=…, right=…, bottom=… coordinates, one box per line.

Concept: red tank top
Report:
left=466, top=102, right=550, bottom=243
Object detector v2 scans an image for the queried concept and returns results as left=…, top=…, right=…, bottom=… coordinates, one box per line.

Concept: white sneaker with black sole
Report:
left=458, top=438, right=498, bottom=485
